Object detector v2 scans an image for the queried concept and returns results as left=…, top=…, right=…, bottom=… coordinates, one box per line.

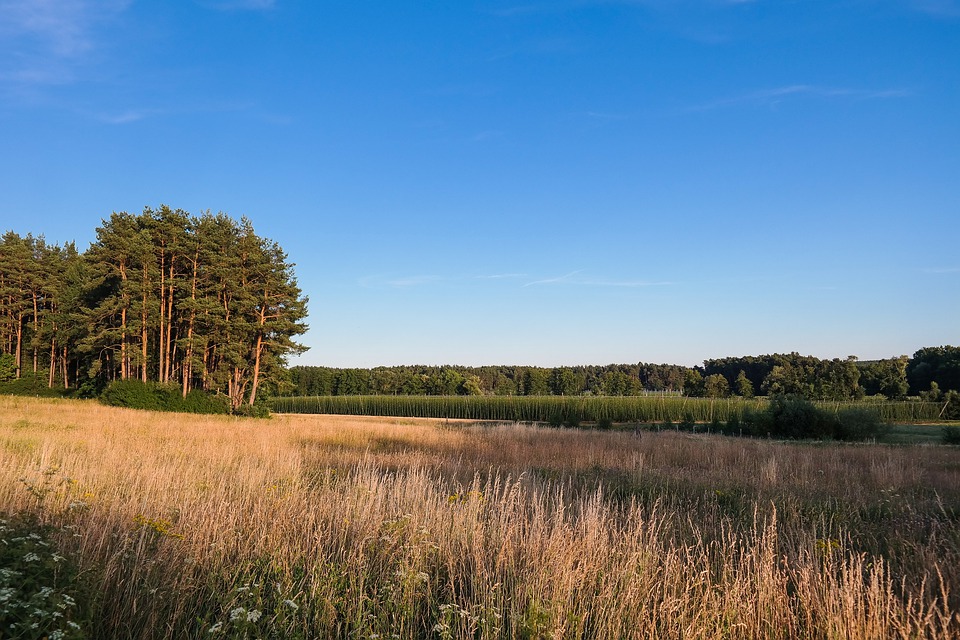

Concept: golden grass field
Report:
left=1, top=396, right=959, bottom=639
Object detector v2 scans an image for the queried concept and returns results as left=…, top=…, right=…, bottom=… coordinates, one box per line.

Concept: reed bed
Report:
left=270, top=394, right=945, bottom=424
left=1, top=396, right=958, bottom=639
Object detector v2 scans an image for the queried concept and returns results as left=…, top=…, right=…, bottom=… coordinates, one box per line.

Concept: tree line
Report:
left=0, top=206, right=308, bottom=410
left=285, top=348, right=960, bottom=402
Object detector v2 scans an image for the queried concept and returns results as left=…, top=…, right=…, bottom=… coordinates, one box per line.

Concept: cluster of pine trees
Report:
left=0, top=206, right=308, bottom=410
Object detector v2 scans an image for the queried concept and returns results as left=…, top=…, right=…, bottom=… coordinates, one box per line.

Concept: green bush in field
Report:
left=101, top=379, right=167, bottom=410
left=101, top=380, right=230, bottom=415
left=943, top=426, right=960, bottom=445
left=835, top=407, right=889, bottom=442
left=767, top=394, right=834, bottom=440
left=0, top=371, right=71, bottom=398
left=180, top=390, right=231, bottom=415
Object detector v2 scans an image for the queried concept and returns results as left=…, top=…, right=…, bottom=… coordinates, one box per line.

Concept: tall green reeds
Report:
left=270, top=395, right=945, bottom=424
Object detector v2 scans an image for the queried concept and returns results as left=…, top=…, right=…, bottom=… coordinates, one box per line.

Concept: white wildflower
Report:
left=246, top=609, right=262, bottom=623
left=283, top=599, right=298, bottom=610
left=208, top=621, right=224, bottom=633
left=229, top=607, right=246, bottom=621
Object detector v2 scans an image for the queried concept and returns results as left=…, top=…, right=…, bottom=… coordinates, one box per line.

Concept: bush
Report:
left=766, top=394, right=834, bottom=440
left=101, top=380, right=229, bottom=415
left=942, top=426, right=960, bottom=445
left=740, top=407, right=771, bottom=437
left=0, top=371, right=71, bottom=398
left=835, top=407, right=889, bottom=442
left=181, top=390, right=231, bottom=415
left=101, top=379, right=168, bottom=410
left=232, top=403, right=271, bottom=419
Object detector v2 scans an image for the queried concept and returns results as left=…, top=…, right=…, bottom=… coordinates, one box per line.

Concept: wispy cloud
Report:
left=907, top=0, right=960, bottom=18
left=687, top=84, right=912, bottom=111
left=359, top=274, right=445, bottom=288
left=0, top=0, right=129, bottom=88
left=203, top=0, right=278, bottom=11
left=524, top=270, right=673, bottom=287
left=475, top=273, right=528, bottom=280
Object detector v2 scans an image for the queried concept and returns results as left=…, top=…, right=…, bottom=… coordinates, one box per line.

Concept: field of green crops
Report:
left=270, top=394, right=945, bottom=424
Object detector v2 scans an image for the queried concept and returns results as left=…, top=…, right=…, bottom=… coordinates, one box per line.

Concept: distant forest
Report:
left=0, top=207, right=307, bottom=410
left=286, top=347, right=960, bottom=401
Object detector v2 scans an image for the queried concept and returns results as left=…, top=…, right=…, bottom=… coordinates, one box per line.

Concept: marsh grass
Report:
left=1, top=396, right=958, bottom=638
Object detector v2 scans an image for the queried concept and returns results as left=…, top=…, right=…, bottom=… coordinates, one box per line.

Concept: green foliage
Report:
left=942, top=390, right=960, bottom=420
left=858, top=357, right=910, bottom=399
left=0, top=371, right=71, bottom=398
left=682, top=369, right=705, bottom=397
left=703, top=374, right=730, bottom=398
left=1, top=209, right=307, bottom=410
left=734, top=370, right=754, bottom=398
left=907, top=345, right=960, bottom=396
left=835, top=407, right=889, bottom=442
left=0, top=515, right=87, bottom=639
left=100, top=380, right=230, bottom=415
left=919, top=381, right=942, bottom=402
left=766, top=394, right=834, bottom=440
left=271, top=394, right=946, bottom=428
left=0, top=353, right=15, bottom=382
left=940, top=426, right=960, bottom=445
left=232, top=403, right=271, bottom=419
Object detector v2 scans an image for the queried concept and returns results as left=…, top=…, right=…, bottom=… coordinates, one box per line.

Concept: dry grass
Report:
left=1, top=396, right=959, bottom=639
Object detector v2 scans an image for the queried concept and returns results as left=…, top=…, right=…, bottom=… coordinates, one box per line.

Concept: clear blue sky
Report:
left=1, top=1, right=957, bottom=368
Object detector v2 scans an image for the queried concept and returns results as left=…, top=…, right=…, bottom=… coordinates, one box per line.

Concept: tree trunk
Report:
left=48, top=338, right=56, bottom=387
left=249, top=331, right=263, bottom=406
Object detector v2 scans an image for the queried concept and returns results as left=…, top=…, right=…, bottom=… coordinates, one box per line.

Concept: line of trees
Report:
left=0, top=206, right=308, bottom=410
left=285, top=349, right=959, bottom=402
left=285, top=363, right=690, bottom=398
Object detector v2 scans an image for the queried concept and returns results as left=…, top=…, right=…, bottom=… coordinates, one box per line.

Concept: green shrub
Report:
left=942, top=426, right=960, bottom=445
left=835, top=407, right=889, bottom=442
left=101, top=379, right=168, bottom=410
left=766, top=394, right=834, bottom=440
left=181, top=390, right=230, bottom=415
left=0, top=371, right=71, bottom=398
left=0, top=514, right=87, bottom=639
left=232, top=403, right=271, bottom=419
left=101, top=380, right=229, bottom=415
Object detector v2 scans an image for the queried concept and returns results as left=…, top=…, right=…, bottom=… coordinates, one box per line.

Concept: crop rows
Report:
left=269, top=395, right=946, bottom=423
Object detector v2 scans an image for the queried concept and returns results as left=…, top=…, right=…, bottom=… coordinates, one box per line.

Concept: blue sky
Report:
left=1, top=0, right=957, bottom=367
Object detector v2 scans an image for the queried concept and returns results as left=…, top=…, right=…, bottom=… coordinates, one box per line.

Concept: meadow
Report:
left=1, top=396, right=959, bottom=639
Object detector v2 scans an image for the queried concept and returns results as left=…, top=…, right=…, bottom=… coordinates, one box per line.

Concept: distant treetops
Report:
left=0, top=206, right=308, bottom=411
left=285, top=348, right=960, bottom=403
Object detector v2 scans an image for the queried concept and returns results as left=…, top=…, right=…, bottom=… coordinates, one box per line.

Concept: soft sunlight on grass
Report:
left=1, top=396, right=958, bottom=638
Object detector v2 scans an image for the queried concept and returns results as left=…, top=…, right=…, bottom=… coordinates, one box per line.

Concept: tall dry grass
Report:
left=1, top=396, right=958, bottom=639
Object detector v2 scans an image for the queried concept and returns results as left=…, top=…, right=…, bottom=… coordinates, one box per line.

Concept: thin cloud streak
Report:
left=0, top=0, right=129, bottom=56
left=687, top=84, right=912, bottom=112
left=524, top=270, right=673, bottom=287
